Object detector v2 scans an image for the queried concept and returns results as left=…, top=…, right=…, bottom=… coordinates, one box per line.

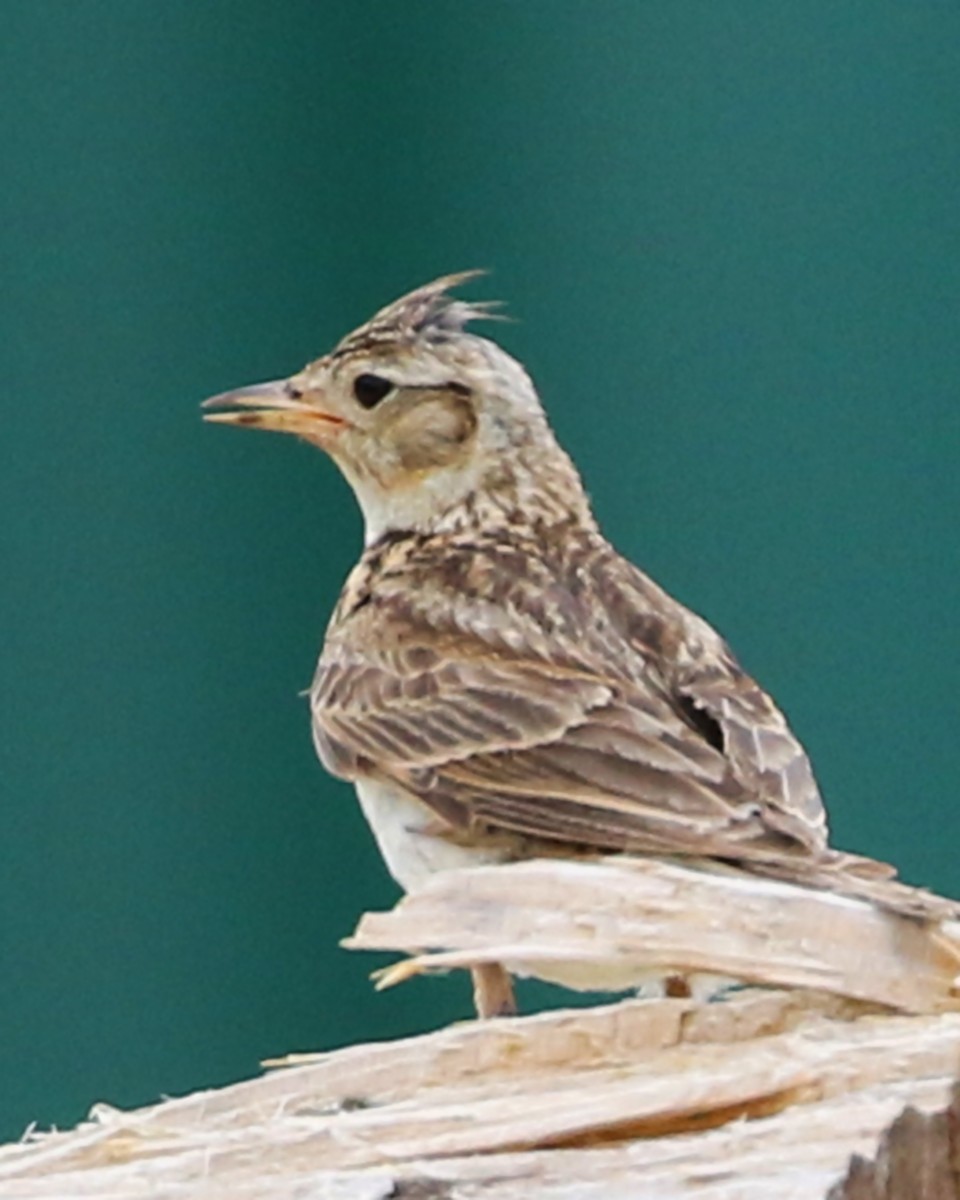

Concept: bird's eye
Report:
left=352, top=373, right=393, bottom=409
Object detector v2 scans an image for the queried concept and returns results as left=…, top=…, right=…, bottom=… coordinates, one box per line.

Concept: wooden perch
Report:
left=2, top=857, right=958, bottom=1198
left=347, top=856, right=960, bottom=1014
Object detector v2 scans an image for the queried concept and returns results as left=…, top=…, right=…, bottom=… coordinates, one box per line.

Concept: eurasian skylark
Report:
left=205, top=273, right=955, bottom=1017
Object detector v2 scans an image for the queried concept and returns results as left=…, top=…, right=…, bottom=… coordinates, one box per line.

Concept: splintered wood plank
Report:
left=9, top=1080, right=951, bottom=1200
left=345, top=857, right=960, bottom=1014
left=0, top=991, right=957, bottom=1198
left=3, top=856, right=959, bottom=1199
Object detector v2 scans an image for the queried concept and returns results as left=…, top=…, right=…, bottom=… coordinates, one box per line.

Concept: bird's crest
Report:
left=332, top=271, right=503, bottom=358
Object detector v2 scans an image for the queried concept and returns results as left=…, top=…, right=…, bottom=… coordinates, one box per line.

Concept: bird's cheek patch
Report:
left=390, top=394, right=478, bottom=472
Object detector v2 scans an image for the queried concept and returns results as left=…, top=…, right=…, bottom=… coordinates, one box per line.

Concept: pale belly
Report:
left=354, top=777, right=508, bottom=893
left=354, top=778, right=738, bottom=1001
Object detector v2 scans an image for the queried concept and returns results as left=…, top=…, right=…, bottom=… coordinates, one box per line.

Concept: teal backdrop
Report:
left=2, top=1, right=959, bottom=1141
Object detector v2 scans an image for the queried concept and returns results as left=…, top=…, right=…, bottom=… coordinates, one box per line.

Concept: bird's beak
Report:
left=202, top=380, right=347, bottom=442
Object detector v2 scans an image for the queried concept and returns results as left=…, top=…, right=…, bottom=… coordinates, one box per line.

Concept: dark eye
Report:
left=352, top=373, right=393, bottom=409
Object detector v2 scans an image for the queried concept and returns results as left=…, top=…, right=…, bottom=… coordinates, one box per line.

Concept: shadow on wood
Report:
left=828, top=1082, right=960, bottom=1199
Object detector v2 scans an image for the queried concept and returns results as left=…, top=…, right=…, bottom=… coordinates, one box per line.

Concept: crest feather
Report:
left=334, top=271, right=503, bottom=355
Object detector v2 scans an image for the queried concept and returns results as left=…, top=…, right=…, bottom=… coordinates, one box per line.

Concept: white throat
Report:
left=346, top=456, right=488, bottom=546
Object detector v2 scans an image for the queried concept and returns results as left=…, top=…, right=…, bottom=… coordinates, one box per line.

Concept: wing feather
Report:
left=312, top=615, right=824, bottom=866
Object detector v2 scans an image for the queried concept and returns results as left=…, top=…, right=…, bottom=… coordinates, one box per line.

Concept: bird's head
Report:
left=204, top=272, right=593, bottom=542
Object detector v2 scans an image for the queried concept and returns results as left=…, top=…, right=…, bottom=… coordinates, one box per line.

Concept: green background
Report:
left=3, top=1, right=958, bottom=1142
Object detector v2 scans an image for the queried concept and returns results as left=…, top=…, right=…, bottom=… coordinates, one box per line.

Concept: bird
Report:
left=204, top=272, right=957, bottom=1018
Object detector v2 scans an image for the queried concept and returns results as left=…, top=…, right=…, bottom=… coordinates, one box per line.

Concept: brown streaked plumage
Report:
left=205, top=273, right=957, bottom=1017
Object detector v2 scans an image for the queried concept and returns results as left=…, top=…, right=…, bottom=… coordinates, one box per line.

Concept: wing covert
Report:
left=312, top=621, right=825, bottom=865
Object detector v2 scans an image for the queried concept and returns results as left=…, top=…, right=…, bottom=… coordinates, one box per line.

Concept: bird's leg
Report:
left=471, top=962, right=517, bottom=1018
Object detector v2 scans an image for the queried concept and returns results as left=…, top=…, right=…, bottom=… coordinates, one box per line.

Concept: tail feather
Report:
left=757, top=849, right=960, bottom=923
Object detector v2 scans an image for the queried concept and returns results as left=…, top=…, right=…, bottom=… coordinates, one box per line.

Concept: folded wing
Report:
left=313, top=616, right=829, bottom=866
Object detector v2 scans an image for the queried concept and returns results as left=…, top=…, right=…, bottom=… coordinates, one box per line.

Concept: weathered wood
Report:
left=0, top=991, right=957, bottom=1198
left=2, top=857, right=959, bottom=1198
left=347, top=857, right=960, bottom=1013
